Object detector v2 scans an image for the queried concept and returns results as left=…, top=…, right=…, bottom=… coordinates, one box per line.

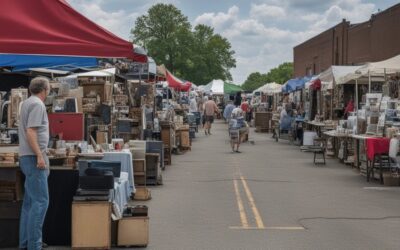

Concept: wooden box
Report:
left=117, top=216, right=149, bottom=247
left=134, top=174, right=146, bottom=186
left=133, top=187, right=151, bottom=201
left=180, top=130, right=190, bottom=147
left=133, top=159, right=146, bottom=173
left=96, top=131, right=108, bottom=144
left=72, top=201, right=111, bottom=249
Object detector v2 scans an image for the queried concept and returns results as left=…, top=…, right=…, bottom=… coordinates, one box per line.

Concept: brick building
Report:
left=294, top=3, right=400, bottom=77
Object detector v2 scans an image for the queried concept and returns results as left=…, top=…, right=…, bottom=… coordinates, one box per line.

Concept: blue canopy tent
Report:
left=282, top=76, right=311, bottom=93
left=0, top=54, right=97, bottom=71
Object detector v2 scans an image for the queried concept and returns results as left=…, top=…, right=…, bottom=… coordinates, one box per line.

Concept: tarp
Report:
left=166, top=70, right=192, bottom=92
left=224, top=82, right=242, bottom=95
left=282, top=76, right=310, bottom=93
left=0, top=0, right=146, bottom=62
left=0, top=54, right=97, bottom=71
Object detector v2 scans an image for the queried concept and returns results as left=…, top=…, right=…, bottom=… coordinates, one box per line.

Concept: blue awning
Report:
left=0, top=54, right=98, bottom=71
left=282, top=76, right=311, bottom=93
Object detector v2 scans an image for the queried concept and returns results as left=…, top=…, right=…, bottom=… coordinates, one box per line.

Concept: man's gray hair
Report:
left=29, top=77, right=50, bottom=95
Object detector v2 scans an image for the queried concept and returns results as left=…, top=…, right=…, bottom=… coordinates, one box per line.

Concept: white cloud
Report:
left=309, top=0, right=375, bottom=31
left=194, top=6, right=239, bottom=30
left=68, top=0, right=138, bottom=40
left=250, top=4, right=286, bottom=19
left=66, top=0, right=380, bottom=84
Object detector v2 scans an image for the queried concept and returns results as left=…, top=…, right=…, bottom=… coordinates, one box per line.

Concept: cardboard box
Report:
left=117, top=216, right=149, bottom=247
left=133, top=187, right=151, bottom=201
left=72, top=201, right=111, bottom=249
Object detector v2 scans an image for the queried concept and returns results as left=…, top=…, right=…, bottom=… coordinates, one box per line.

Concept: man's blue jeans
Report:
left=19, top=155, right=49, bottom=250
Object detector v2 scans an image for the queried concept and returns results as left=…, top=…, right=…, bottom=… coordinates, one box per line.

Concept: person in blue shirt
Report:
left=223, top=100, right=235, bottom=124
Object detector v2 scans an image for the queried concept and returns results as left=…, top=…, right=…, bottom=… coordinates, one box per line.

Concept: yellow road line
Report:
left=233, top=178, right=249, bottom=228
left=240, top=175, right=265, bottom=229
left=229, top=226, right=305, bottom=230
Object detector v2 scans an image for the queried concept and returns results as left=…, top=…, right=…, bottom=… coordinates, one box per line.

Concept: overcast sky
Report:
left=68, top=0, right=399, bottom=84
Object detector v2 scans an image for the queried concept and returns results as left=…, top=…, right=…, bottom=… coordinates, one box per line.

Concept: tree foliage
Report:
left=131, top=4, right=236, bottom=85
left=241, top=62, right=293, bottom=91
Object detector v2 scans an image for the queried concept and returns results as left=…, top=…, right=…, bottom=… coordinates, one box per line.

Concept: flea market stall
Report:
left=0, top=0, right=202, bottom=248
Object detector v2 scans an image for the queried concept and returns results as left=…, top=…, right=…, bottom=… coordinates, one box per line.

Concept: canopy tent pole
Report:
left=355, top=78, right=358, bottom=134
left=368, top=70, right=371, bottom=93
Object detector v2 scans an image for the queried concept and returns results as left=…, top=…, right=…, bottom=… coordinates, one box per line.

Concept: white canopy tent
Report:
left=254, top=82, right=282, bottom=94
left=338, top=54, right=400, bottom=86
left=203, top=79, right=224, bottom=95
left=65, top=67, right=116, bottom=78
left=318, top=66, right=361, bottom=88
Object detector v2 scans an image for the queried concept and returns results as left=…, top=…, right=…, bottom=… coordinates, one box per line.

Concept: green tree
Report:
left=241, top=72, right=269, bottom=91
left=185, top=25, right=236, bottom=84
left=266, top=62, right=293, bottom=84
left=131, top=3, right=192, bottom=73
left=241, top=62, right=293, bottom=91
left=131, top=4, right=236, bottom=85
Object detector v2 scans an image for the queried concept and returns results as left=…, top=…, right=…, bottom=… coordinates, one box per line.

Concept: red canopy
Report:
left=0, top=0, right=147, bottom=62
left=310, top=79, right=321, bottom=90
left=166, top=70, right=192, bottom=92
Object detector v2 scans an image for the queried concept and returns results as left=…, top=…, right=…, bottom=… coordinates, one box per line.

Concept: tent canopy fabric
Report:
left=203, top=79, right=224, bottom=95
left=338, top=54, right=400, bottom=84
left=0, top=54, right=97, bottom=71
left=224, top=82, right=242, bottom=95
left=0, top=0, right=146, bottom=62
left=357, top=54, right=400, bottom=76
left=318, top=65, right=361, bottom=87
left=254, top=82, right=281, bottom=94
left=166, top=70, right=192, bottom=92
left=66, top=68, right=116, bottom=78
left=282, top=76, right=310, bottom=93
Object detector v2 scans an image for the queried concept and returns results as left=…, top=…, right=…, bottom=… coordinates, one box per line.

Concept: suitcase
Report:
left=79, top=174, right=114, bottom=190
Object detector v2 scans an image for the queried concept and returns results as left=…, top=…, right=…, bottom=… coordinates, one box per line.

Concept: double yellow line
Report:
left=233, top=175, right=265, bottom=229
left=232, top=172, right=304, bottom=230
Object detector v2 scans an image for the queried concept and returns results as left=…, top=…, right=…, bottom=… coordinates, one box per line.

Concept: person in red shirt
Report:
left=240, top=100, right=251, bottom=122
left=344, top=99, right=354, bottom=118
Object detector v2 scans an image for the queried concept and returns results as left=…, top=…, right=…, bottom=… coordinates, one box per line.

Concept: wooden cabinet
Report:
left=72, top=201, right=111, bottom=249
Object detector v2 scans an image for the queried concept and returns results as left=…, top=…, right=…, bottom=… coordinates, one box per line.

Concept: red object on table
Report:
left=365, top=137, right=390, bottom=161
left=48, top=113, right=84, bottom=141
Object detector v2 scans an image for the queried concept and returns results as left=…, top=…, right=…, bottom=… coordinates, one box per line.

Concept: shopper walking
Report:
left=204, top=96, right=219, bottom=135
left=18, top=77, right=50, bottom=250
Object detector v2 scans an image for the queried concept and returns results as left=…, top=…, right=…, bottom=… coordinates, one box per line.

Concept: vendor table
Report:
left=305, top=121, right=335, bottom=137
left=323, top=131, right=352, bottom=162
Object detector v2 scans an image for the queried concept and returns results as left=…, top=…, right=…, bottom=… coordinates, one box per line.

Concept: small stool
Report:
left=309, top=146, right=326, bottom=165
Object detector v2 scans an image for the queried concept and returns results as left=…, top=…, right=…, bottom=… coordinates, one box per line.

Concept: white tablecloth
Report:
left=103, top=150, right=135, bottom=193
left=111, top=172, right=130, bottom=218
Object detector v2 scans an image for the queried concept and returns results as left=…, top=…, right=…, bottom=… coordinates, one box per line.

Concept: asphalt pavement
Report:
left=143, top=120, right=400, bottom=250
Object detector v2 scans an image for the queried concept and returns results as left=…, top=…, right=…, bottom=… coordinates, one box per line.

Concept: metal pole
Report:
left=355, top=78, right=358, bottom=134
left=368, top=70, right=371, bottom=93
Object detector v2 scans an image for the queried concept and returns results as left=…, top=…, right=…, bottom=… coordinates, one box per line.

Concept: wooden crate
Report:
left=96, top=131, right=108, bottom=144
left=180, top=130, right=190, bottom=147
left=133, top=159, right=146, bottom=173
left=72, top=201, right=111, bottom=249
left=117, top=216, right=149, bottom=247
left=133, top=187, right=151, bottom=201
left=134, top=174, right=146, bottom=186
